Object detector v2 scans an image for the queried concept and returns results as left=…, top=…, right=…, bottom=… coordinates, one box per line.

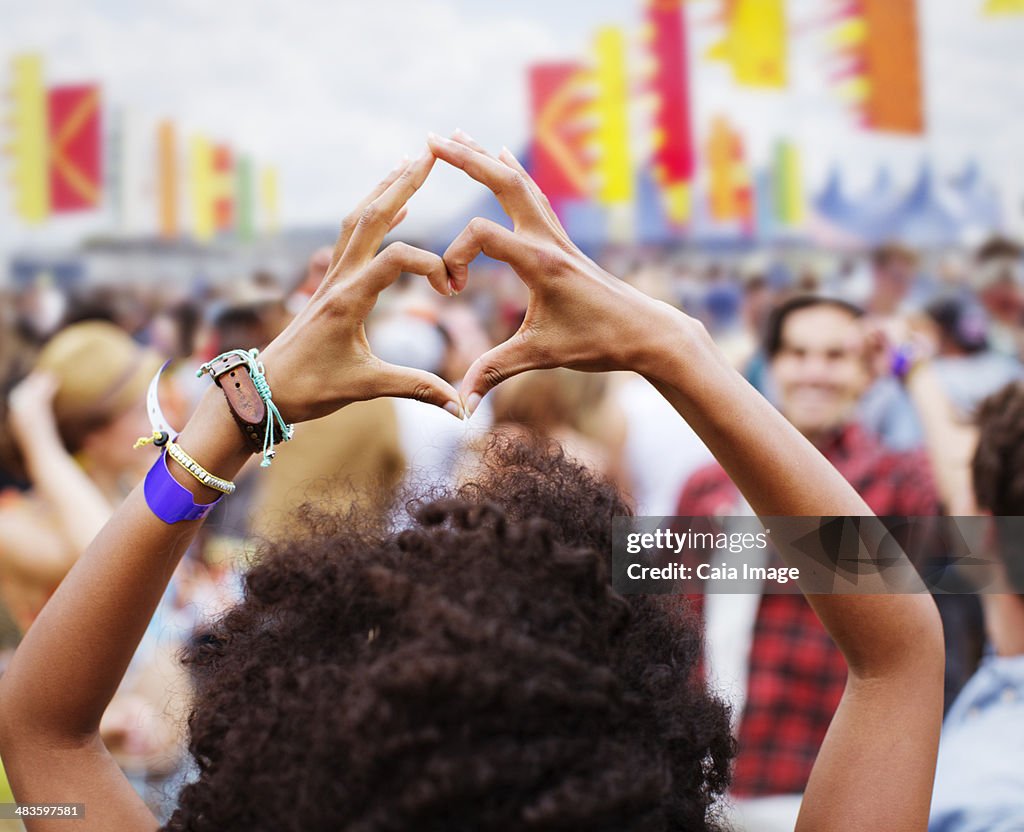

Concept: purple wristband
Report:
left=143, top=450, right=222, bottom=524
left=890, top=343, right=917, bottom=381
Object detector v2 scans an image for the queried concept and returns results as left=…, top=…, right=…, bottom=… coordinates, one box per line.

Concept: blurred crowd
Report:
left=0, top=234, right=1022, bottom=829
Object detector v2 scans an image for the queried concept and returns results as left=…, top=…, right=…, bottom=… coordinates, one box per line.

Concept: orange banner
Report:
left=157, top=121, right=178, bottom=238
left=862, top=0, right=925, bottom=133
left=827, top=0, right=925, bottom=134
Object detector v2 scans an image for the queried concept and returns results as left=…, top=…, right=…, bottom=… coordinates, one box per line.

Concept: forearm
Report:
left=20, top=428, right=114, bottom=557
left=0, top=388, right=249, bottom=743
left=643, top=313, right=944, bottom=678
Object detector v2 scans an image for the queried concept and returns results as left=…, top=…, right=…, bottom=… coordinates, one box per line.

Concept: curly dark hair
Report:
left=165, top=436, right=734, bottom=832
left=973, top=381, right=1024, bottom=516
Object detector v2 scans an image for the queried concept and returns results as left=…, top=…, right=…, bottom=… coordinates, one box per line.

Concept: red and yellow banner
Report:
left=645, top=0, right=695, bottom=225
left=528, top=62, right=592, bottom=207
left=47, top=84, right=103, bottom=212
left=211, top=143, right=235, bottom=232
left=706, top=116, right=753, bottom=231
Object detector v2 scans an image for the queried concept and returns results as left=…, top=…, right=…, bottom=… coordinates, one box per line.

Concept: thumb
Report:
left=459, top=333, right=538, bottom=417
left=372, top=361, right=463, bottom=418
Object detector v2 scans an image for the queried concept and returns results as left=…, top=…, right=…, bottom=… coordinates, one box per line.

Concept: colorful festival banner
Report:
left=261, top=166, right=279, bottom=234
left=644, top=0, right=695, bottom=225
left=773, top=139, right=805, bottom=226
left=828, top=0, right=925, bottom=134
left=5, top=53, right=280, bottom=234
left=211, top=144, right=235, bottom=232
left=588, top=26, right=634, bottom=206
left=707, top=117, right=736, bottom=221
left=157, top=120, right=179, bottom=239
left=47, top=84, right=102, bottom=212
left=528, top=62, right=593, bottom=209
left=706, top=0, right=787, bottom=88
left=706, top=116, right=754, bottom=232
left=189, top=135, right=215, bottom=241
left=110, top=109, right=155, bottom=235
left=7, top=54, right=50, bottom=223
left=983, top=0, right=1024, bottom=14
left=236, top=155, right=254, bottom=241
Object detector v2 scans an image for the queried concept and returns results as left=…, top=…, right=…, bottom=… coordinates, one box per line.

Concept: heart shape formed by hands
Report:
left=260, top=131, right=686, bottom=426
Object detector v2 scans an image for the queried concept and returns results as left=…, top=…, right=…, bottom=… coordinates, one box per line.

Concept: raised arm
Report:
left=1, top=373, right=113, bottom=579
left=0, top=150, right=463, bottom=832
left=429, top=130, right=945, bottom=832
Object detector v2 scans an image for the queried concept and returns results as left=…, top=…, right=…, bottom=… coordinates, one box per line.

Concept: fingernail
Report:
left=455, top=127, right=475, bottom=141
left=443, top=400, right=462, bottom=419
left=465, top=392, right=482, bottom=417
left=427, top=131, right=441, bottom=142
left=447, top=278, right=460, bottom=297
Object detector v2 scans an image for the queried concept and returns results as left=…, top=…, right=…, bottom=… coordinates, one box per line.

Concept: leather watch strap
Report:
left=207, top=353, right=270, bottom=455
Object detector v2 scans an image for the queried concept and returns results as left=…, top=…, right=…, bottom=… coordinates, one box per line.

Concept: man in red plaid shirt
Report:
left=677, top=296, right=940, bottom=829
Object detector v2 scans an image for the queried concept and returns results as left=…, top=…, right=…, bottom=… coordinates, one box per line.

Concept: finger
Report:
left=427, top=132, right=545, bottom=231
left=450, top=128, right=493, bottom=157
left=370, top=360, right=463, bottom=418
left=327, top=156, right=411, bottom=275
left=497, top=146, right=570, bottom=238
left=443, top=217, right=530, bottom=294
left=459, top=334, right=540, bottom=417
left=449, top=130, right=566, bottom=239
left=364, top=241, right=452, bottom=298
left=389, top=206, right=409, bottom=231
left=342, top=150, right=436, bottom=266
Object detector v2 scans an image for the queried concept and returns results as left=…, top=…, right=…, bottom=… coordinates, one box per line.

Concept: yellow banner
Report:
left=983, top=0, right=1024, bottom=14
left=261, top=166, right=279, bottom=233
left=190, top=135, right=215, bottom=242
left=588, top=27, right=633, bottom=206
left=6, top=54, right=50, bottom=223
left=707, top=0, right=787, bottom=88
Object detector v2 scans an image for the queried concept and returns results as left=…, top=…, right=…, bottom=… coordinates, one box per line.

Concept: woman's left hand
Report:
left=260, top=150, right=463, bottom=423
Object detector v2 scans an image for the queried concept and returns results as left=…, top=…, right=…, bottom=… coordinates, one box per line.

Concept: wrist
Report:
left=630, top=305, right=715, bottom=385
left=170, top=387, right=252, bottom=501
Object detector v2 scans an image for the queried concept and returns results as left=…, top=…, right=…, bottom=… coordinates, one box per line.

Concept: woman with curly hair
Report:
left=0, top=134, right=944, bottom=832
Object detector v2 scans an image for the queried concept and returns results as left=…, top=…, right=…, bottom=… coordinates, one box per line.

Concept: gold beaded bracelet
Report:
left=165, top=441, right=236, bottom=495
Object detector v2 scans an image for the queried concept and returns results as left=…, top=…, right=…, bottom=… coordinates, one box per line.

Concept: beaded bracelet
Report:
left=165, top=441, right=236, bottom=495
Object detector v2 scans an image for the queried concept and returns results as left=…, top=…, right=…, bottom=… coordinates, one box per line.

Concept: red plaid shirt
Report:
left=676, top=422, right=938, bottom=797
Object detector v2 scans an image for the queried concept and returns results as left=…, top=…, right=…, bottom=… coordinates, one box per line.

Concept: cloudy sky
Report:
left=2, top=0, right=1023, bottom=257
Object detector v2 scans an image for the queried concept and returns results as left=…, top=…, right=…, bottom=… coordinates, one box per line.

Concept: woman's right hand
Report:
left=427, top=131, right=693, bottom=415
